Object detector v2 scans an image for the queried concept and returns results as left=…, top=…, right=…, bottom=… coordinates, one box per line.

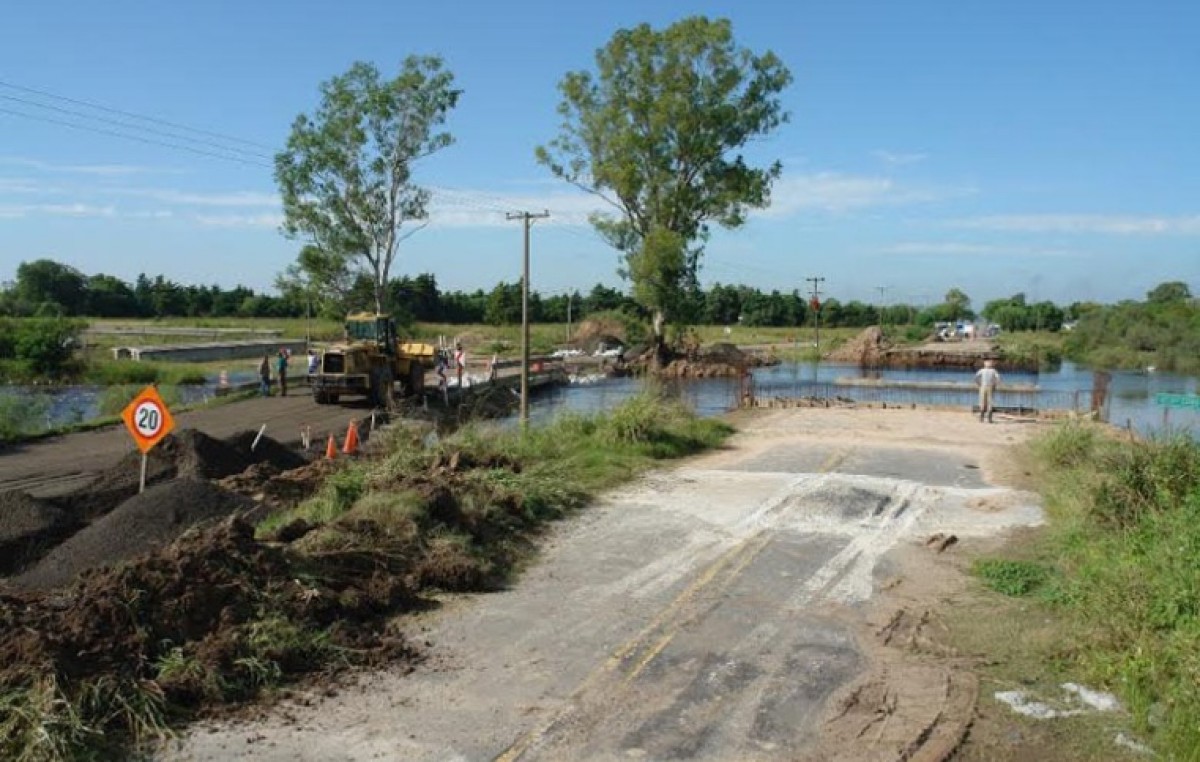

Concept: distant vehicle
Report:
left=593, top=347, right=623, bottom=358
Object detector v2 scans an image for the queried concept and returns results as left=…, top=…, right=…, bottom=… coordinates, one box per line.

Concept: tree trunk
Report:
left=651, top=308, right=669, bottom=370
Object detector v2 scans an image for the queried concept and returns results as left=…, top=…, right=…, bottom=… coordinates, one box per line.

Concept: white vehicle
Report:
left=593, top=346, right=623, bottom=358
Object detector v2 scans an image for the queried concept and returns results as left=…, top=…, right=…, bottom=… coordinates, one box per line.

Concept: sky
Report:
left=1, top=0, right=1197, bottom=307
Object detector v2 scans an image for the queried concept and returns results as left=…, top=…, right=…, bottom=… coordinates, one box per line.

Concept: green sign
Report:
left=1155, top=393, right=1200, bottom=410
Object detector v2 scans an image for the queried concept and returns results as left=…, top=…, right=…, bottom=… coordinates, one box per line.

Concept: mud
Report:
left=10, top=478, right=257, bottom=592
left=0, top=517, right=417, bottom=711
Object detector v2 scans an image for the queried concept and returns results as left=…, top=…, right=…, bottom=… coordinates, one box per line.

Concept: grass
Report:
left=996, top=331, right=1065, bottom=369
left=972, top=558, right=1053, bottom=597
left=970, top=421, right=1200, bottom=759
left=80, top=359, right=207, bottom=386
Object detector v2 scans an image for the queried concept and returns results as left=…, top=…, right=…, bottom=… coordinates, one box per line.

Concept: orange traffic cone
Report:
left=342, top=420, right=360, bottom=455
left=324, top=434, right=337, bottom=460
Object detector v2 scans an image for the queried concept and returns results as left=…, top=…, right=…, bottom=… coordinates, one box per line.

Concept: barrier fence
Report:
left=745, top=378, right=1107, bottom=418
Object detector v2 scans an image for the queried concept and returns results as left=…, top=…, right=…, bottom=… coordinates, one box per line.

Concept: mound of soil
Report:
left=218, top=459, right=338, bottom=516
left=827, top=326, right=893, bottom=365
left=53, top=428, right=260, bottom=521
left=225, top=430, right=309, bottom=472
left=12, top=479, right=256, bottom=592
left=572, top=316, right=627, bottom=349
left=0, top=491, right=79, bottom=575
left=0, top=517, right=416, bottom=709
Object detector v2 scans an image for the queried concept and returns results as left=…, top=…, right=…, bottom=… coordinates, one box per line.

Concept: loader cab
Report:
left=344, top=313, right=397, bottom=355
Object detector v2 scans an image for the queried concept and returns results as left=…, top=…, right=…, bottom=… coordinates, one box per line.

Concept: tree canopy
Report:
left=537, top=16, right=792, bottom=344
left=275, top=57, right=461, bottom=314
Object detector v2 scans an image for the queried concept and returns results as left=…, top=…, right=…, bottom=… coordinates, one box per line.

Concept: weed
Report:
left=972, top=558, right=1051, bottom=597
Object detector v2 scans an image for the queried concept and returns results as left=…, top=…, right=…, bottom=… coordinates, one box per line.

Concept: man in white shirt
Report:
left=974, top=359, right=1000, bottom=423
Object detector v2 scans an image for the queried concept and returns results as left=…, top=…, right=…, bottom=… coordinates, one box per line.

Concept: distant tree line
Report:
left=1064, top=282, right=1200, bottom=373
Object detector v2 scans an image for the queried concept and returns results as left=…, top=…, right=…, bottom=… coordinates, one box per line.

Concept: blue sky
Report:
left=1, top=0, right=1197, bottom=307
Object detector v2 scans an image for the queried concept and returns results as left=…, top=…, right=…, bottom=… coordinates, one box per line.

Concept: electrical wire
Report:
left=0, top=78, right=274, bottom=150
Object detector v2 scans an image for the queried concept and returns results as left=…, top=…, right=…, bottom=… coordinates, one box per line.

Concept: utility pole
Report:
left=806, top=276, right=825, bottom=357
left=874, top=285, right=890, bottom=329
left=566, top=291, right=573, bottom=345
left=507, top=210, right=550, bottom=427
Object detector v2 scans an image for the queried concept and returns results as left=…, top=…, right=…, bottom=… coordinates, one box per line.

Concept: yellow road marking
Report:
left=496, top=451, right=852, bottom=760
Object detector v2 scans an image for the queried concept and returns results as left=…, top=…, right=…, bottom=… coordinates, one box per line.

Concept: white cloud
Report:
left=873, top=150, right=929, bottom=166
left=122, top=188, right=279, bottom=207
left=759, top=172, right=972, bottom=217
left=0, top=202, right=116, bottom=218
left=947, top=214, right=1200, bottom=235
left=427, top=187, right=602, bottom=228
left=0, top=156, right=170, bottom=176
left=881, top=242, right=1082, bottom=258
left=194, top=213, right=284, bottom=228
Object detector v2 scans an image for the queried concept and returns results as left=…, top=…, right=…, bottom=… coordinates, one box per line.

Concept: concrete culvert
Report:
left=11, top=478, right=256, bottom=592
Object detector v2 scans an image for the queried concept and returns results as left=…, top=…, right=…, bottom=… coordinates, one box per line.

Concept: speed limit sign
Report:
left=121, top=385, right=176, bottom=454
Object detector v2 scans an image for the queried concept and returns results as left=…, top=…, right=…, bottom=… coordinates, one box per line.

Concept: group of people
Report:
left=435, top=343, right=466, bottom=391
left=257, top=348, right=319, bottom=397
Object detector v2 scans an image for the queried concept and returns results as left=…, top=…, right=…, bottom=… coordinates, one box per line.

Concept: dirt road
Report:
left=0, top=393, right=373, bottom=498
left=166, top=408, right=1042, bottom=761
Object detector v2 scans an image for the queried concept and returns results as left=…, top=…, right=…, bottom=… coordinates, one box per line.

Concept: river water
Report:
left=3, top=361, right=1197, bottom=439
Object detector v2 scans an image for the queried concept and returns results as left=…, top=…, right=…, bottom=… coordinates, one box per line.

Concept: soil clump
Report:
left=11, top=478, right=256, bottom=592
left=826, top=326, right=892, bottom=365
left=0, top=491, right=78, bottom=575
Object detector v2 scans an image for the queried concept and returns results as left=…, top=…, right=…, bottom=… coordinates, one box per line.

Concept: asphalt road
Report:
left=167, top=408, right=1043, bottom=762
left=0, top=392, right=374, bottom=497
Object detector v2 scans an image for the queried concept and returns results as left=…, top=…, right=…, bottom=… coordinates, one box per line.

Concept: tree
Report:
left=1146, top=281, right=1192, bottom=304
left=943, top=288, right=972, bottom=322
left=537, top=16, right=792, bottom=352
left=14, top=259, right=87, bottom=315
left=276, top=57, right=461, bottom=314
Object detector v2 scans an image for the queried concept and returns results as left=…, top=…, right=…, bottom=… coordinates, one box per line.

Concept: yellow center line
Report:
left=496, top=449, right=852, bottom=761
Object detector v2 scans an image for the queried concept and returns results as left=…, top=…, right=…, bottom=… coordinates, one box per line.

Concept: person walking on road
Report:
left=975, top=359, right=1000, bottom=423
left=258, top=352, right=271, bottom=397
left=277, top=348, right=290, bottom=397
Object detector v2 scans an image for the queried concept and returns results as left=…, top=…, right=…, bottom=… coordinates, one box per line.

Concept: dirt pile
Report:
left=46, top=429, right=309, bottom=523
left=0, top=517, right=416, bottom=713
left=572, top=316, right=627, bottom=351
left=218, top=459, right=339, bottom=513
left=827, top=326, right=892, bottom=365
left=225, top=429, right=310, bottom=471
left=0, top=491, right=77, bottom=575
left=11, top=478, right=256, bottom=592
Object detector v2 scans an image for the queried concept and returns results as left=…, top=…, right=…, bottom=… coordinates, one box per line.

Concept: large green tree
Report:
left=537, top=16, right=792, bottom=351
left=276, top=57, right=460, bottom=314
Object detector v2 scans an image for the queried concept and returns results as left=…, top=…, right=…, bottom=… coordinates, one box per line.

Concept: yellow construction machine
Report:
left=311, top=313, right=435, bottom=407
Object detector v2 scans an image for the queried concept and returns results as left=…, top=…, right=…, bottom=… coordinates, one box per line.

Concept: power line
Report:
left=0, top=105, right=274, bottom=168
left=0, top=93, right=273, bottom=162
left=0, top=78, right=274, bottom=150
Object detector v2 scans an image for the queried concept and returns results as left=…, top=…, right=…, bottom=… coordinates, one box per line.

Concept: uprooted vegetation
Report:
left=974, top=421, right=1200, bottom=758
left=0, top=390, right=731, bottom=761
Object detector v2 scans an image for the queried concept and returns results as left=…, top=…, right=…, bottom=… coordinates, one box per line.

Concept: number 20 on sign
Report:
left=121, top=385, right=176, bottom=492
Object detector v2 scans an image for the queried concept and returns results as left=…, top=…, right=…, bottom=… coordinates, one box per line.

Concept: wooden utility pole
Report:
left=806, top=276, right=825, bottom=356
left=507, top=210, right=550, bottom=426
left=874, top=285, right=890, bottom=329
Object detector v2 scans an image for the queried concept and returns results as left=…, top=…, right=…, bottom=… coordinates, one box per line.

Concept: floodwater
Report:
left=4, top=362, right=1197, bottom=439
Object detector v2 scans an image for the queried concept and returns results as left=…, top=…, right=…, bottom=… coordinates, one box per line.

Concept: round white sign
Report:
left=133, top=400, right=165, bottom=438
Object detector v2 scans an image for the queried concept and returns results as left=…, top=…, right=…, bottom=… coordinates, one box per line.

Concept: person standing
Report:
left=307, top=349, right=319, bottom=377
left=454, top=342, right=466, bottom=388
left=277, top=348, right=289, bottom=397
left=258, top=352, right=271, bottom=397
left=974, top=359, right=1000, bottom=423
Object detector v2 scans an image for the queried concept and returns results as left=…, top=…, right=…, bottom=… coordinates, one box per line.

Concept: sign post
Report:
left=121, top=385, right=176, bottom=493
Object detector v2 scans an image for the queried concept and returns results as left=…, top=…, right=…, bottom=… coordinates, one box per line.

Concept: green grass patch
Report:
left=972, top=558, right=1052, bottom=597
left=81, top=359, right=207, bottom=386
left=994, top=422, right=1200, bottom=758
